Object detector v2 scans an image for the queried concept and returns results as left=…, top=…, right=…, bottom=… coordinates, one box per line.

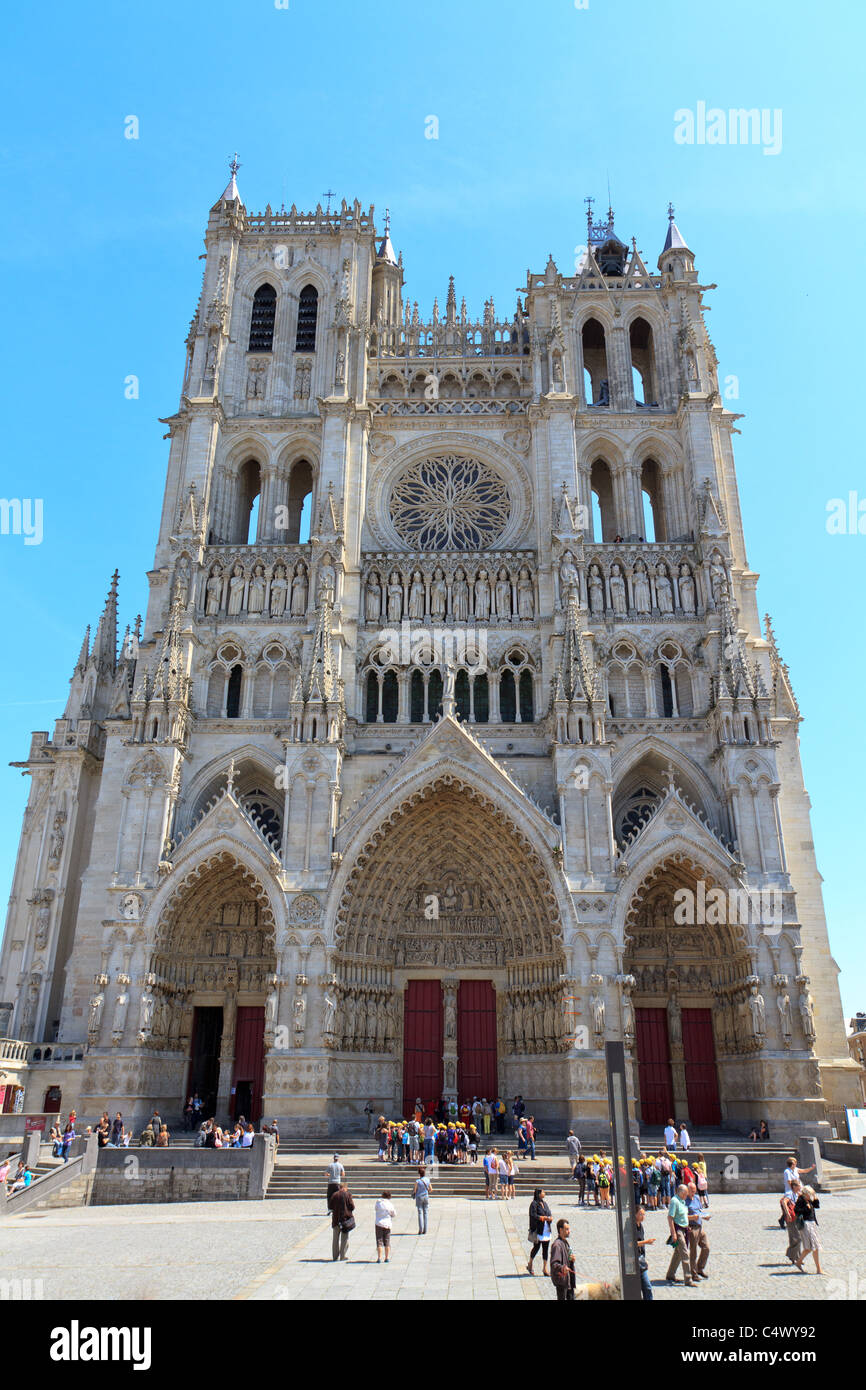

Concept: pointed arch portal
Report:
left=334, top=777, right=567, bottom=1116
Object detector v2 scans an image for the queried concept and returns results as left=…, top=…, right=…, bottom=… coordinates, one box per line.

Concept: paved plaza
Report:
left=2, top=1186, right=864, bottom=1302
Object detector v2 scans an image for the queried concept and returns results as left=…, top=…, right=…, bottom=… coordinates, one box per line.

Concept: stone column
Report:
left=216, top=991, right=237, bottom=1115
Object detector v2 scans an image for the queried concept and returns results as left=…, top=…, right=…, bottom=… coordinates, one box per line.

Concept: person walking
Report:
left=524, top=1116, right=536, bottom=1161
left=665, top=1183, right=694, bottom=1286
left=635, top=1203, right=655, bottom=1301
left=565, top=1130, right=581, bottom=1176
left=575, top=1155, right=587, bottom=1206
left=483, top=1148, right=499, bottom=1199
left=325, top=1153, right=345, bottom=1214
left=783, top=1154, right=815, bottom=1197
left=329, top=1180, right=355, bottom=1261
left=678, top=1122, right=691, bottom=1152
left=686, top=1181, right=711, bottom=1280
left=374, top=1190, right=396, bottom=1262
left=693, top=1152, right=709, bottom=1207
left=793, top=1187, right=823, bottom=1275
left=527, top=1186, right=553, bottom=1277
left=550, top=1218, right=576, bottom=1301
left=781, top=1180, right=802, bottom=1265
left=413, top=1163, right=432, bottom=1233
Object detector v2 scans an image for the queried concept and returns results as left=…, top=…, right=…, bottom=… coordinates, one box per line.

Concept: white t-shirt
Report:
left=664, top=1126, right=677, bottom=1147
left=783, top=1165, right=799, bottom=1198
left=375, top=1198, right=396, bottom=1227
left=498, top=1157, right=509, bottom=1176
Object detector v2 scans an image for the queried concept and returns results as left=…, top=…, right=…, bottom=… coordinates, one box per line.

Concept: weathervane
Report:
left=667, top=201, right=675, bottom=225
left=229, top=152, right=241, bottom=179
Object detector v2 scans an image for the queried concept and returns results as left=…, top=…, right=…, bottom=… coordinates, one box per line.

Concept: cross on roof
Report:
left=323, top=188, right=336, bottom=213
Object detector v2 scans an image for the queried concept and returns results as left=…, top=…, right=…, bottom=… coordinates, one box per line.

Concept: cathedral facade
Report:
left=0, top=167, right=858, bottom=1137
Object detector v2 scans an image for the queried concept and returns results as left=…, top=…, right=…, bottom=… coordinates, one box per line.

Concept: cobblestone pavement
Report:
left=2, top=1191, right=864, bottom=1301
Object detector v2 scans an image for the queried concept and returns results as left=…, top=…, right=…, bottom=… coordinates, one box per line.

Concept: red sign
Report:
left=25, top=1117, right=46, bottom=1133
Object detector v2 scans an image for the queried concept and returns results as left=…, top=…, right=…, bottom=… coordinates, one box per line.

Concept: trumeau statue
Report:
left=748, top=981, right=766, bottom=1037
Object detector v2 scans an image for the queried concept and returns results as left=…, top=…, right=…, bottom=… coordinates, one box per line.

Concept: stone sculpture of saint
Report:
left=387, top=572, right=403, bottom=622
left=798, top=986, right=816, bottom=1043
left=474, top=570, right=491, bottom=621
left=408, top=570, right=425, bottom=620
left=709, top=562, right=727, bottom=605
left=452, top=568, right=469, bottom=622
left=610, top=564, right=627, bottom=615
left=269, top=565, right=288, bottom=617
left=517, top=567, right=534, bottom=619
left=590, top=991, right=605, bottom=1039
left=88, top=990, right=104, bottom=1038
left=138, top=987, right=154, bottom=1035
left=227, top=565, right=245, bottom=616
left=317, top=554, right=336, bottom=606
left=588, top=565, right=604, bottom=614
left=430, top=568, right=447, bottom=620
left=777, top=991, right=792, bottom=1041
left=748, top=982, right=766, bottom=1037
left=632, top=561, right=651, bottom=613
left=559, top=551, right=579, bottom=604
left=112, top=985, right=130, bottom=1038
left=205, top=567, right=223, bottom=616
left=322, top=993, right=337, bottom=1038
left=656, top=566, right=674, bottom=614
left=293, top=993, right=306, bottom=1032
left=495, top=567, right=511, bottom=620
left=444, top=994, right=457, bottom=1039
left=290, top=562, right=308, bottom=617
left=667, top=995, right=682, bottom=1046
left=678, top=564, right=696, bottom=613
left=365, top=572, right=382, bottom=623
left=248, top=564, right=266, bottom=614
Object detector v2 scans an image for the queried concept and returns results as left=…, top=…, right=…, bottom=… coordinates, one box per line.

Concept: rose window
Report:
left=388, top=455, right=511, bottom=550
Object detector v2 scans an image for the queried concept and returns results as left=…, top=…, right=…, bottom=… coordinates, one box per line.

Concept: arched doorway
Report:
left=151, top=853, right=277, bottom=1123
left=624, top=856, right=754, bottom=1130
left=334, top=777, right=568, bottom=1118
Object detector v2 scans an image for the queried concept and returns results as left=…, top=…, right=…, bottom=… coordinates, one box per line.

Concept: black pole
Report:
left=605, top=1040, right=642, bottom=1301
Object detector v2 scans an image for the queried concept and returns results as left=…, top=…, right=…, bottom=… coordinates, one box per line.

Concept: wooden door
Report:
left=402, top=980, right=443, bottom=1117
left=457, top=980, right=497, bottom=1103
left=635, top=1008, right=674, bottom=1126
left=682, top=1008, right=721, bottom=1126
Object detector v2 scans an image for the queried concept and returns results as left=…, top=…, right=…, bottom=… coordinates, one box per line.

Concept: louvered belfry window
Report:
left=295, top=284, right=318, bottom=352
left=249, top=283, right=277, bottom=351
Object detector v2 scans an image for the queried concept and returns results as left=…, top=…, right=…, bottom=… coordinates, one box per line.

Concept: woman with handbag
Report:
left=329, top=1180, right=356, bottom=1261
left=526, top=1186, right=553, bottom=1276
left=793, top=1186, right=823, bottom=1275
left=413, top=1163, right=432, bottom=1233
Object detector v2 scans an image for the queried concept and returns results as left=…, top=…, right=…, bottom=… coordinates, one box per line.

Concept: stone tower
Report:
left=0, top=169, right=857, bottom=1138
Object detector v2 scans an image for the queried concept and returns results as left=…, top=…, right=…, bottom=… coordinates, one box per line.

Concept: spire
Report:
left=663, top=201, right=690, bottom=252
left=446, top=274, right=457, bottom=322
left=91, top=570, right=119, bottom=674
left=150, top=582, right=187, bottom=703
left=305, top=595, right=337, bottom=703
left=74, top=626, right=91, bottom=675
left=559, top=592, right=597, bottom=704
left=764, top=614, right=800, bottom=719
left=214, top=153, right=243, bottom=208
left=376, top=206, right=398, bottom=266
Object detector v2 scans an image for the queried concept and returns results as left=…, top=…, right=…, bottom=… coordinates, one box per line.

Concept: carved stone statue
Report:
left=474, top=570, right=491, bottom=621
left=430, top=568, right=447, bottom=620
left=748, top=981, right=766, bottom=1037
left=293, top=993, right=306, bottom=1032
left=678, top=564, right=696, bottom=613
left=667, top=995, right=682, bottom=1046
left=317, top=554, right=336, bottom=605
left=408, top=570, right=425, bottom=620
left=621, top=988, right=635, bottom=1045
left=442, top=659, right=457, bottom=712
left=265, top=985, right=278, bottom=1038
left=48, top=812, right=66, bottom=866
left=588, top=564, right=604, bottom=614
left=632, top=561, right=651, bottom=614
left=248, top=564, right=266, bottom=613
left=387, top=571, right=403, bottom=622
left=270, top=565, right=288, bottom=617
left=655, top=565, right=674, bottom=613
left=776, top=990, right=792, bottom=1044
left=495, top=568, right=511, bottom=620
left=322, top=992, right=337, bottom=1038
left=559, top=552, right=579, bottom=605
left=444, top=992, right=457, bottom=1039
left=798, top=984, right=816, bottom=1043
left=444, top=1058, right=456, bottom=1090
left=34, top=905, right=51, bottom=951
left=138, top=985, right=154, bottom=1036
left=452, top=568, right=469, bottom=622
left=365, top=572, right=382, bottom=623
left=609, top=564, right=627, bottom=615
left=709, top=562, right=727, bottom=606
left=227, top=565, right=245, bottom=616
left=590, top=990, right=605, bottom=1040
left=205, top=566, right=223, bottom=615
left=112, top=980, right=130, bottom=1038
left=290, top=562, right=308, bottom=617
left=517, top=567, right=534, bottom=619
left=88, top=990, right=105, bottom=1038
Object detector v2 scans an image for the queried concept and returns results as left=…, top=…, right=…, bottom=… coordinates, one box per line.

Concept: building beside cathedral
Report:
left=0, top=165, right=858, bottom=1138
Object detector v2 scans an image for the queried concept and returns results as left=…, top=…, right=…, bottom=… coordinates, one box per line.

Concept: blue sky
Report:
left=0, top=0, right=862, bottom=1022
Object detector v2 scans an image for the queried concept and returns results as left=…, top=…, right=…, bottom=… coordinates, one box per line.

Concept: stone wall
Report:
left=88, top=1135, right=274, bottom=1206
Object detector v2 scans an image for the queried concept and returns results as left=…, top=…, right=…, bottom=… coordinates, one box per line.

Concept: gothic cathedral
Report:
left=0, top=167, right=858, bottom=1138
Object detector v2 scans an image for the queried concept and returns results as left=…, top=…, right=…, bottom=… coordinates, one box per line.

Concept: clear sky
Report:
left=0, top=0, right=862, bottom=1024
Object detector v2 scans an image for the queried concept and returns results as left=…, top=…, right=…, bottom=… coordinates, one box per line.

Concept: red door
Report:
left=403, top=981, right=443, bottom=1117
left=457, top=980, right=497, bottom=1103
left=682, top=1008, right=721, bottom=1126
left=635, top=1008, right=674, bottom=1127
left=231, top=1006, right=265, bottom=1123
